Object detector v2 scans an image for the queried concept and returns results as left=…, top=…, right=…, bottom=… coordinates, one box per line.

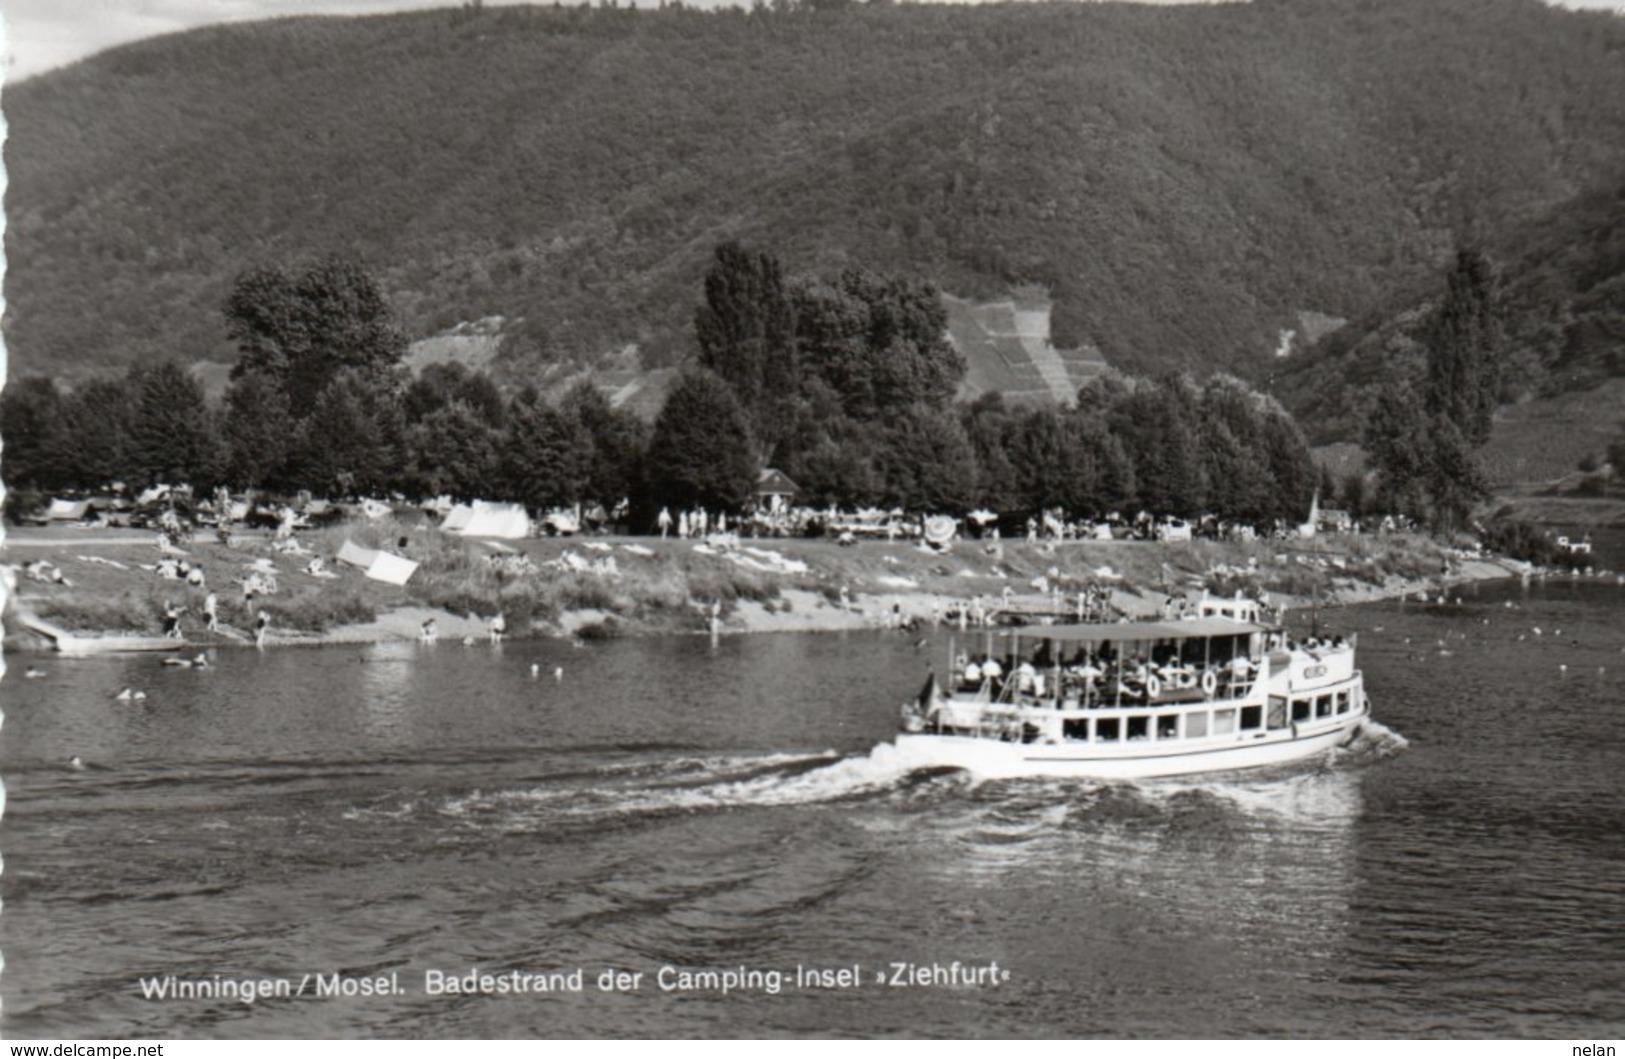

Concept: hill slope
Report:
left=6, top=0, right=1625, bottom=385
left=1275, top=178, right=1625, bottom=482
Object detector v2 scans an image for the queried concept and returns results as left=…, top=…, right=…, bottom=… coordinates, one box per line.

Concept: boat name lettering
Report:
left=1303, top=664, right=1327, bottom=679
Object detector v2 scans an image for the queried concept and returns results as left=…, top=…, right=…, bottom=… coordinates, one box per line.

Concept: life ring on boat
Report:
left=1201, top=670, right=1217, bottom=697
left=1143, top=674, right=1161, bottom=699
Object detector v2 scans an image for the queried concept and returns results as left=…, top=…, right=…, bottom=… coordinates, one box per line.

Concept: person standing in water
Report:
left=254, top=609, right=270, bottom=649
left=203, top=591, right=219, bottom=633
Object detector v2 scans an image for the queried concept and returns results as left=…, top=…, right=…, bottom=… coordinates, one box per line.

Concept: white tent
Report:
left=455, top=501, right=531, bottom=539
left=335, top=539, right=419, bottom=586
left=47, top=499, right=91, bottom=521
left=441, top=504, right=474, bottom=532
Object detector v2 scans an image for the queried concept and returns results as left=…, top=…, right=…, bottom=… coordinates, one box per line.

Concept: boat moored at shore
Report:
left=895, top=594, right=1370, bottom=779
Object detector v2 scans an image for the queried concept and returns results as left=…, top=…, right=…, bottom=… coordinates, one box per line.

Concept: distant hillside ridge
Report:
left=1274, top=177, right=1625, bottom=474
left=6, top=0, right=1625, bottom=387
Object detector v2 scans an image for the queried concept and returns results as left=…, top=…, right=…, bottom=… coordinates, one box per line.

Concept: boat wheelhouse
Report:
left=894, top=594, right=1369, bottom=779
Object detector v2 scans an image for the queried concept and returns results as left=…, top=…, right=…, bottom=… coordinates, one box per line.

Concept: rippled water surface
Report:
left=4, top=578, right=1624, bottom=1038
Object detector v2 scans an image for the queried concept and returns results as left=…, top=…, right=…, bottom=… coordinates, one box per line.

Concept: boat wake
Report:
left=433, top=743, right=969, bottom=829
left=1328, top=717, right=1409, bottom=767
left=378, top=720, right=1407, bottom=838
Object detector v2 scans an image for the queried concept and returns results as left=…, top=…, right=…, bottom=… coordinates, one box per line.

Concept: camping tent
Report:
left=47, top=499, right=91, bottom=521
left=441, top=504, right=474, bottom=532
left=335, top=540, right=419, bottom=586
left=451, top=501, right=531, bottom=539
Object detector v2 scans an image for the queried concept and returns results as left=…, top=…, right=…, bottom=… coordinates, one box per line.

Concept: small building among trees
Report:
left=755, top=468, right=799, bottom=513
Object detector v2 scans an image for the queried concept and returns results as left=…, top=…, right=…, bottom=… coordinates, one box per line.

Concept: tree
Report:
left=1599, top=422, right=1625, bottom=480
left=1364, top=381, right=1433, bottom=518
left=0, top=375, right=71, bottom=490
left=224, top=256, right=406, bottom=412
left=60, top=378, right=135, bottom=488
left=793, top=268, right=965, bottom=422
left=641, top=371, right=757, bottom=511
left=959, top=392, right=1020, bottom=511
left=219, top=371, right=296, bottom=490
left=565, top=381, right=646, bottom=507
left=405, top=401, right=502, bottom=500
left=1425, top=248, right=1503, bottom=447
left=1198, top=375, right=1271, bottom=521
left=1004, top=408, right=1081, bottom=513
left=502, top=387, right=591, bottom=511
left=1363, top=380, right=1487, bottom=530
left=1065, top=413, right=1136, bottom=517
left=1421, top=415, right=1489, bottom=534
left=1258, top=406, right=1317, bottom=522
left=1108, top=376, right=1207, bottom=516
left=292, top=368, right=406, bottom=497
left=873, top=405, right=977, bottom=512
left=694, top=242, right=797, bottom=455
left=126, top=361, right=217, bottom=487
left=404, top=363, right=506, bottom=428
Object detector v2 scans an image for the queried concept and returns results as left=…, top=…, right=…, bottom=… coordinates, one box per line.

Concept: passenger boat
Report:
left=894, top=594, right=1369, bottom=779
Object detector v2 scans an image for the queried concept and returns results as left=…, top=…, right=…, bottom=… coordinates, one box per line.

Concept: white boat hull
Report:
left=892, top=709, right=1366, bottom=780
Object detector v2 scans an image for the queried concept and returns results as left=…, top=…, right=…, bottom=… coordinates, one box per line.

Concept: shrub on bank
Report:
left=262, top=590, right=377, bottom=632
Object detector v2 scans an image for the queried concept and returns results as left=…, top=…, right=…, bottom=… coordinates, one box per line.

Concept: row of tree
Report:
left=647, top=244, right=1318, bottom=520
left=4, top=249, right=1321, bottom=527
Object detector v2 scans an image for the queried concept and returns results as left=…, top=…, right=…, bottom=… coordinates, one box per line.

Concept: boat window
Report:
left=1062, top=718, right=1090, bottom=742
left=1096, top=717, right=1120, bottom=742
left=1316, top=695, right=1333, bottom=718
left=1267, top=698, right=1289, bottom=729
left=1213, top=708, right=1237, bottom=735
left=1156, top=714, right=1179, bottom=740
left=1186, top=711, right=1208, bottom=738
left=1240, top=705, right=1262, bottom=730
left=1291, top=699, right=1311, bottom=722
left=1336, top=690, right=1350, bottom=714
left=1126, top=716, right=1149, bottom=741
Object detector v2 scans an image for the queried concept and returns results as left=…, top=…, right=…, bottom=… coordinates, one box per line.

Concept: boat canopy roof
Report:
left=995, top=617, right=1267, bottom=644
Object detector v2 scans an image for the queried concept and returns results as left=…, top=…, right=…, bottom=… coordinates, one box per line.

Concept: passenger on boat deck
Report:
left=963, top=658, right=983, bottom=689
left=981, top=656, right=1004, bottom=682
left=1015, top=661, right=1037, bottom=693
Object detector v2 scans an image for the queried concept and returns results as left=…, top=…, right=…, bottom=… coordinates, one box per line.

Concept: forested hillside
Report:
left=1275, top=178, right=1625, bottom=461
left=6, top=0, right=1625, bottom=385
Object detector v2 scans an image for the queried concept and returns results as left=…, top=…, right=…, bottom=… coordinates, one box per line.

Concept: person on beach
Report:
left=421, top=618, right=438, bottom=643
left=254, top=609, right=270, bottom=649
left=203, top=591, right=219, bottom=633
left=162, top=602, right=185, bottom=639
left=489, top=612, right=506, bottom=644
left=657, top=507, right=672, bottom=539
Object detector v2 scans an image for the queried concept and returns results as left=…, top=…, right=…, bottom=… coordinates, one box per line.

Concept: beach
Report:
left=1, top=519, right=1540, bottom=652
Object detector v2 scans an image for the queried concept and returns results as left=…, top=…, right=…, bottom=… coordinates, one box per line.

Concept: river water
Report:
left=3, top=577, right=1623, bottom=1038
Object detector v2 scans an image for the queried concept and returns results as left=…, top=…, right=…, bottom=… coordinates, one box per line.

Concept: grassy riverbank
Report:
left=3, top=519, right=1535, bottom=649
